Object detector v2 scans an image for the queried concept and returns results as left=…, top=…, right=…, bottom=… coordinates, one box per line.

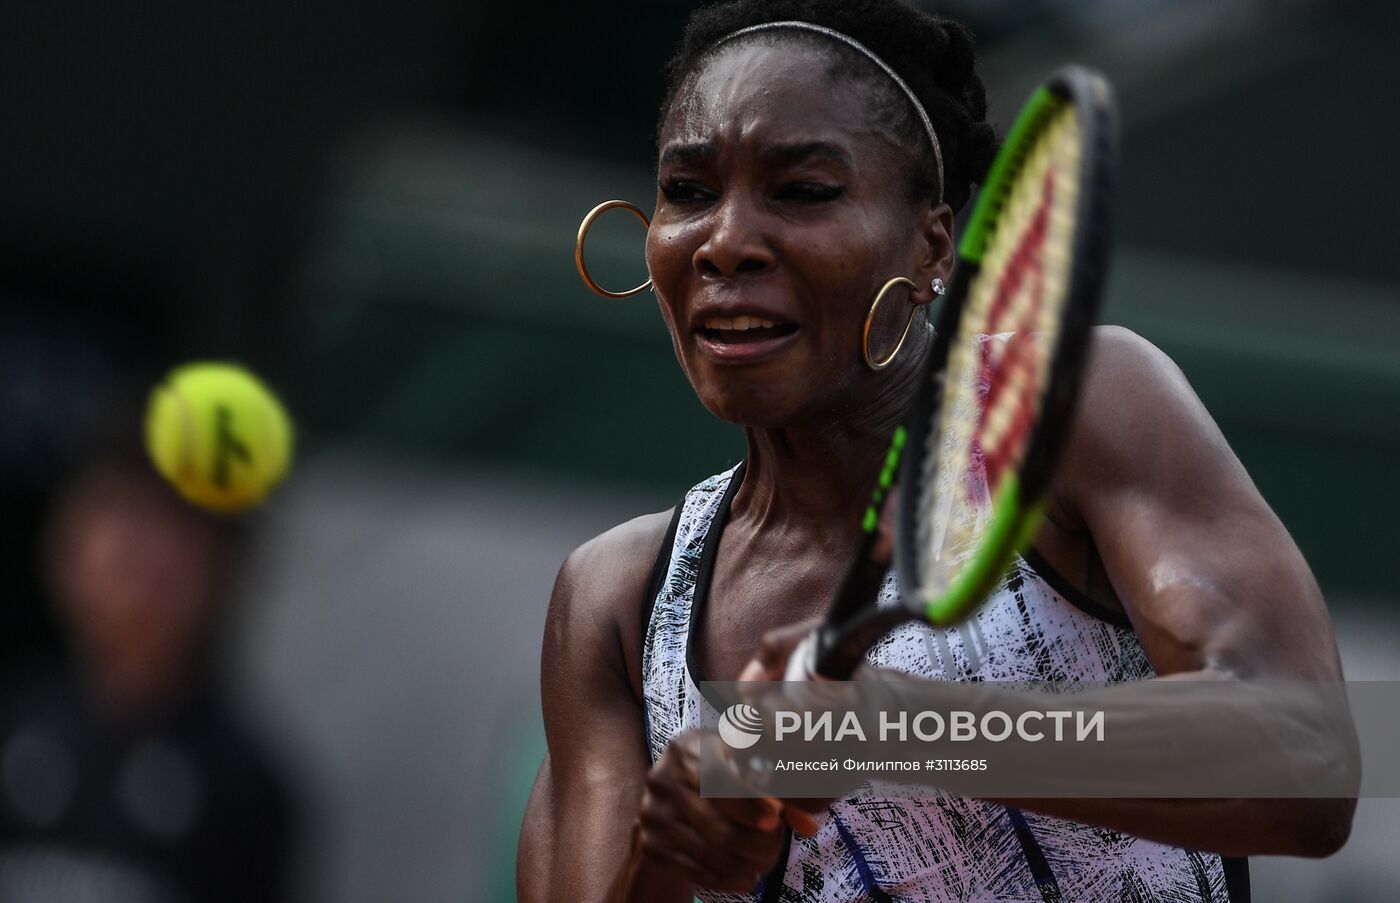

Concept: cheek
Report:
left=844, top=212, right=904, bottom=279
left=644, top=220, right=692, bottom=283
left=801, top=235, right=887, bottom=334
left=644, top=223, right=697, bottom=328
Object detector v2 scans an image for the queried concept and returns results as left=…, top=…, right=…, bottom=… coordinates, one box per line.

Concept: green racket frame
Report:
left=807, top=65, right=1119, bottom=680
left=896, top=65, right=1118, bottom=628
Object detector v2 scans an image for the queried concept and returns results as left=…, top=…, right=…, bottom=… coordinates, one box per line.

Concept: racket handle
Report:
left=807, top=546, right=910, bottom=679
left=785, top=604, right=910, bottom=681
left=811, top=607, right=910, bottom=679
left=776, top=534, right=885, bottom=681
left=784, top=634, right=819, bottom=682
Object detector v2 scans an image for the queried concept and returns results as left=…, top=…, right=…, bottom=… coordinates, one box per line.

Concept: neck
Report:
left=732, top=355, right=922, bottom=533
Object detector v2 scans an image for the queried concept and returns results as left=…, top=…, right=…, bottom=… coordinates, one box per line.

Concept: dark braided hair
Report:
left=659, top=0, right=999, bottom=214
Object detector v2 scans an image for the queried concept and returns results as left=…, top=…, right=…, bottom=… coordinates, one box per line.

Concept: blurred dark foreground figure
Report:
left=0, top=456, right=295, bottom=903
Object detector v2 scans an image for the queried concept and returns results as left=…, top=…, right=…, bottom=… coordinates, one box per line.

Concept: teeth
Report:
left=703, top=315, right=779, bottom=331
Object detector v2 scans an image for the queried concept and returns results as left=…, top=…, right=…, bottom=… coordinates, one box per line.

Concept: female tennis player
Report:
left=518, top=2, right=1354, bottom=900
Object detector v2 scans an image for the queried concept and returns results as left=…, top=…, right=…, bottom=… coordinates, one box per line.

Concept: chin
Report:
left=679, top=341, right=856, bottom=428
left=693, top=378, right=815, bottom=429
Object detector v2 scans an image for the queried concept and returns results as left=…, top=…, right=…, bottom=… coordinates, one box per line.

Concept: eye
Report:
left=660, top=179, right=717, bottom=205
left=777, top=182, right=845, bottom=203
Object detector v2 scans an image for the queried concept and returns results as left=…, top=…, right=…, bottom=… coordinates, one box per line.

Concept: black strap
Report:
left=658, top=464, right=793, bottom=900
left=757, top=827, right=791, bottom=903
left=1005, top=806, right=1063, bottom=902
left=1223, top=856, right=1250, bottom=902
left=685, top=461, right=747, bottom=711
left=638, top=498, right=687, bottom=753
left=640, top=502, right=686, bottom=641
left=1021, top=546, right=1132, bottom=629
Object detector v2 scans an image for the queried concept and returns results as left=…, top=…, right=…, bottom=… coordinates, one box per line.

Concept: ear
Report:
left=909, top=201, right=956, bottom=306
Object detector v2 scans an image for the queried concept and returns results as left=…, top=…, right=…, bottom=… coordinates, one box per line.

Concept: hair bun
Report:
left=932, top=20, right=977, bottom=89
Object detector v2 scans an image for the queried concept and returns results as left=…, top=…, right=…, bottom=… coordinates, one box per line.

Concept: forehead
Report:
left=661, top=39, right=893, bottom=156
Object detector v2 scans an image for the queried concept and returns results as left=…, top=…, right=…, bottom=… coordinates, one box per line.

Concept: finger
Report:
left=641, top=823, right=772, bottom=890
left=660, top=773, right=785, bottom=864
left=670, top=770, right=778, bottom=839
left=782, top=804, right=825, bottom=837
left=740, top=617, right=823, bottom=681
left=712, top=793, right=782, bottom=831
left=649, top=753, right=699, bottom=798
left=691, top=729, right=779, bottom=804
left=699, top=820, right=787, bottom=879
left=641, top=790, right=779, bottom=884
left=661, top=803, right=784, bottom=883
left=648, top=736, right=787, bottom=883
left=635, top=825, right=720, bottom=887
left=783, top=795, right=833, bottom=812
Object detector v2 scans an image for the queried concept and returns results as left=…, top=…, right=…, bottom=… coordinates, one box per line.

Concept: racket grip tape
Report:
left=783, top=539, right=888, bottom=681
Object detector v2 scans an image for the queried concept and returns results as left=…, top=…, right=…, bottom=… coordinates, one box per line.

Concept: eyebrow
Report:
left=658, top=142, right=715, bottom=166
left=657, top=140, right=853, bottom=169
left=759, top=141, right=852, bottom=168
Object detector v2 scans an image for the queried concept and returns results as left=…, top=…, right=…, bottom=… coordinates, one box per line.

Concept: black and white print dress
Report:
left=640, top=463, right=1248, bottom=903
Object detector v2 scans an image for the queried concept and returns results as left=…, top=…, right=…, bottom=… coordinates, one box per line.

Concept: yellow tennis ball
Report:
left=144, top=362, right=294, bottom=513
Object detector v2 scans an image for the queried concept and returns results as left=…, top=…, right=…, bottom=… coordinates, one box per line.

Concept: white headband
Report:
left=712, top=20, right=945, bottom=202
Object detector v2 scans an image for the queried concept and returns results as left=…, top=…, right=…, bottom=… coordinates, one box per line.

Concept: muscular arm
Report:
left=747, top=328, right=1356, bottom=857
left=1058, top=326, right=1341, bottom=682
left=1016, top=326, right=1354, bottom=855
left=521, top=509, right=803, bottom=900
left=517, top=512, right=694, bottom=903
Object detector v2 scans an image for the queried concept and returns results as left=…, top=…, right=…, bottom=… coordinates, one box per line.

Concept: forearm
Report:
left=521, top=817, right=694, bottom=903
left=1001, top=795, right=1353, bottom=858
left=841, top=671, right=1358, bottom=855
left=521, top=765, right=690, bottom=903
left=989, top=671, right=1357, bottom=855
left=605, top=824, right=698, bottom=903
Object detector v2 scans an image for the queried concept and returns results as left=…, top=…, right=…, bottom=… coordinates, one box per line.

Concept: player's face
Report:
left=648, top=41, right=933, bottom=429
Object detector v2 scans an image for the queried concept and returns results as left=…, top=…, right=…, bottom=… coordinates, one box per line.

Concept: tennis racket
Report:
left=784, top=64, right=1120, bottom=681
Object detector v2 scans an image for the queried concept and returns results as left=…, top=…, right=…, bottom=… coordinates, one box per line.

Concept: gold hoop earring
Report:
left=575, top=200, right=653, bottom=298
left=862, top=276, right=919, bottom=371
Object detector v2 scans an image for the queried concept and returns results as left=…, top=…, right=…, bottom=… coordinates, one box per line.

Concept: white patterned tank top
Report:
left=640, top=463, right=1248, bottom=903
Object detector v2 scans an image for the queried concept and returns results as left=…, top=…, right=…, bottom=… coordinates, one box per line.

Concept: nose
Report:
left=692, top=194, right=775, bottom=278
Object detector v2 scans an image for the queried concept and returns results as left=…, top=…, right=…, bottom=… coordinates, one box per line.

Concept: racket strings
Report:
left=913, top=104, right=1082, bottom=601
left=976, top=169, right=1054, bottom=488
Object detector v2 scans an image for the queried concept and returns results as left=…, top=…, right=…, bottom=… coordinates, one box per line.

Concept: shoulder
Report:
left=551, top=463, right=739, bottom=618
left=1077, top=325, right=1190, bottom=413
left=1071, top=325, right=1228, bottom=462
left=1089, top=322, right=1191, bottom=381
left=1057, top=325, right=1246, bottom=517
left=1005, top=324, right=1189, bottom=425
left=553, top=509, right=676, bottom=616
left=544, top=508, right=676, bottom=699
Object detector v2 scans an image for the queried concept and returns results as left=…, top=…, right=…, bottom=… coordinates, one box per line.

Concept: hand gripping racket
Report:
left=784, top=64, right=1120, bottom=681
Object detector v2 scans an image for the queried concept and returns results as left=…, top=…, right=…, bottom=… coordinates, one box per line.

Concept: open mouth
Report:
left=698, top=315, right=799, bottom=345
